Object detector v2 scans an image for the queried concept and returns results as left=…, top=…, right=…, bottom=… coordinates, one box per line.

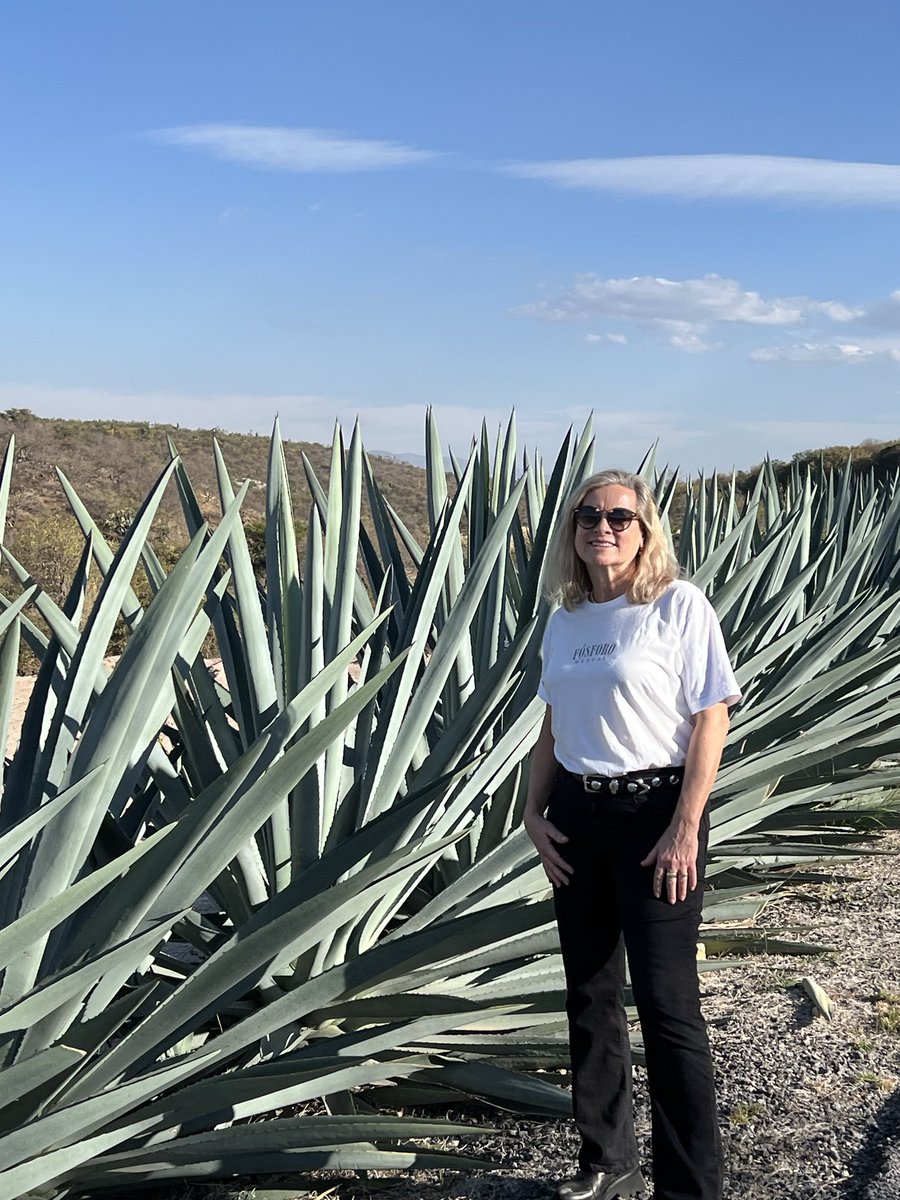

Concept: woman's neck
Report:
left=587, top=566, right=635, bottom=603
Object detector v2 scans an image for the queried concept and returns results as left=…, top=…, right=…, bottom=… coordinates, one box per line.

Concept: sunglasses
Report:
left=572, top=505, right=639, bottom=532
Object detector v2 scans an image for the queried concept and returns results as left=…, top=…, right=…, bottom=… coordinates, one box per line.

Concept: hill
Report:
left=0, top=408, right=435, bottom=666
left=1, top=407, right=898, bottom=635
left=3, top=407, right=898, bottom=532
left=0, top=407, right=430, bottom=540
left=736, top=436, right=900, bottom=487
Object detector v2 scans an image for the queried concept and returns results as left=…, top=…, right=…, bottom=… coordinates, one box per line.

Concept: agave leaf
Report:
left=290, top=506, right=326, bottom=878
left=1, top=460, right=181, bottom=991
left=382, top=492, right=426, bottom=567
left=103, top=1015, right=514, bottom=1148
left=77, top=1114, right=491, bottom=1188
left=0, top=1052, right=217, bottom=1187
left=358, top=454, right=477, bottom=819
left=213, top=438, right=279, bottom=740
left=415, top=1058, right=571, bottom=1117
left=0, top=912, right=188, bottom=1039
left=426, top=408, right=474, bottom=724
left=0, top=621, right=20, bottom=794
left=40, top=490, right=246, bottom=865
left=0, top=435, right=15, bottom=544
left=76, top=829, right=465, bottom=1088
left=0, top=1044, right=85, bottom=1110
left=59, top=615, right=401, bottom=981
left=362, top=451, right=411, bottom=614
left=55, top=470, right=144, bottom=628
left=266, top=418, right=303, bottom=706
left=78, top=1145, right=492, bottom=1191
left=0, top=823, right=172, bottom=972
left=103, top=901, right=548, bottom=1077
left=0, top=768, right=104, bottom=877
left=320, top=422, right=364, bottom=845
left=515, top=430, right=575, bottom=634
left=365, top=475, right=527, bottom=822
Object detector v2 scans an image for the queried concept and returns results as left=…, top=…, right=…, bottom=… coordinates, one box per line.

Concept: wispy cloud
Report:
left=585, top=332, right=627, bottom=345
left=750, top=337, right=900, bottom=365
left=750, top=342, right=878, bottom=364
left=500, top=153, right=900, bottom=208
left=519, top=274, right=859, bottom=340
left=669, top=332, right=716, bottom=354
left=150, top=124, right=440, bottom=173
left=150, top=135, right=900, bottom=209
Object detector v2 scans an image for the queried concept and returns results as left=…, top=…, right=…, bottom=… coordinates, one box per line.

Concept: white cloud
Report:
left=669, top=333, right=715, bottom=354
left=750, top=338, right=900, bottom=365
left=519, top=274, right=859, bottom=336
left=750, top=343, right=872, bottom=364
left=150, top=124, right=439, bottom=173
left=501, top=153, right=900, bottom=208
left=585, top=332, right=627, bottom=345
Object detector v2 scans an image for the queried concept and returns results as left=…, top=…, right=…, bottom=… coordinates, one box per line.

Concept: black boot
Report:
left=556, top=1165, right=647, bottom=1200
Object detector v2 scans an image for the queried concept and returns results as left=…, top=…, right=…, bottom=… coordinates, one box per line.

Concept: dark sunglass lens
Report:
left=606, top=509, right=634, bottom=531
left=573, top=507, right=601, bottom=529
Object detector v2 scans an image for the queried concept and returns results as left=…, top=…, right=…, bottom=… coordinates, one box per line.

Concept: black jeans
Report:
left=549, top=767, right=723, bottom=1200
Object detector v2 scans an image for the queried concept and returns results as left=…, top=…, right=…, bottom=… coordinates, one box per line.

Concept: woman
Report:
left=524, top=469, right=740, bottom=1200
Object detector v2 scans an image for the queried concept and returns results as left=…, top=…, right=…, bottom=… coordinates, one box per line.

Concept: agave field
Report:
left=0, top=414, right=898, bottom=1198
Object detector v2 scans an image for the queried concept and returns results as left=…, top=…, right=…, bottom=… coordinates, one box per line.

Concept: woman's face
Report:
left=573, top=484, right=645, bottom=575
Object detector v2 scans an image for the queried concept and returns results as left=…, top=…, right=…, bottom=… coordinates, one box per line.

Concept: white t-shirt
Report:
left=538, top=579, right=741, bottom=776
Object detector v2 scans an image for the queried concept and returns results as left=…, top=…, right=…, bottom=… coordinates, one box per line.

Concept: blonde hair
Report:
left=545, top=469, right=679, bottom=609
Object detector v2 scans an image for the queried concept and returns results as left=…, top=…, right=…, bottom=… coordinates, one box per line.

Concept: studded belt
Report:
left=564, top=766, right=685, bottom=795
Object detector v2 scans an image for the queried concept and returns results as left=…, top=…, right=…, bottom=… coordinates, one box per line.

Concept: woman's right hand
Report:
left=524, top=812, right=573, bottom=887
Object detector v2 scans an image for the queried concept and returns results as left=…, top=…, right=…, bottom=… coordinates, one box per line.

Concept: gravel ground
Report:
left=320, top=829, right=900, bottom=1200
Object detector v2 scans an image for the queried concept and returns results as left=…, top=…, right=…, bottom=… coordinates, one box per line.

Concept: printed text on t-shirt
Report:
left=572, top=642, right=616, bottom=661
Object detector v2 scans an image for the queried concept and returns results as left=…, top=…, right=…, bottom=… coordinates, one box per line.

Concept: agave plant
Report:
left=675, top=459, right=900, bottom=902
left=0, top=415, right=897, bottom=1198
left=0, top=416, right=590, bottom=1197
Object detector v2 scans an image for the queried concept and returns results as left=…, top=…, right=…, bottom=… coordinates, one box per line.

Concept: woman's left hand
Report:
left=641, top=820, right=699, bottom=904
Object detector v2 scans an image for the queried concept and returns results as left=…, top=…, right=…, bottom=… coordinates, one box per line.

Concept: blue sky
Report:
left=3, top=1, right=900, bottom=473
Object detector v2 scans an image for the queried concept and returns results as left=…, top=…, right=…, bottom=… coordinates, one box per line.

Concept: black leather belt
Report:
left=563, top=766, right=685, bottom=795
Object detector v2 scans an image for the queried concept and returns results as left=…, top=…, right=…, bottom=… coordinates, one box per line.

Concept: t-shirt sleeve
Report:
left=678, top=586, right=742, bottom=712
left=537, top=614, right=554, bottom=704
